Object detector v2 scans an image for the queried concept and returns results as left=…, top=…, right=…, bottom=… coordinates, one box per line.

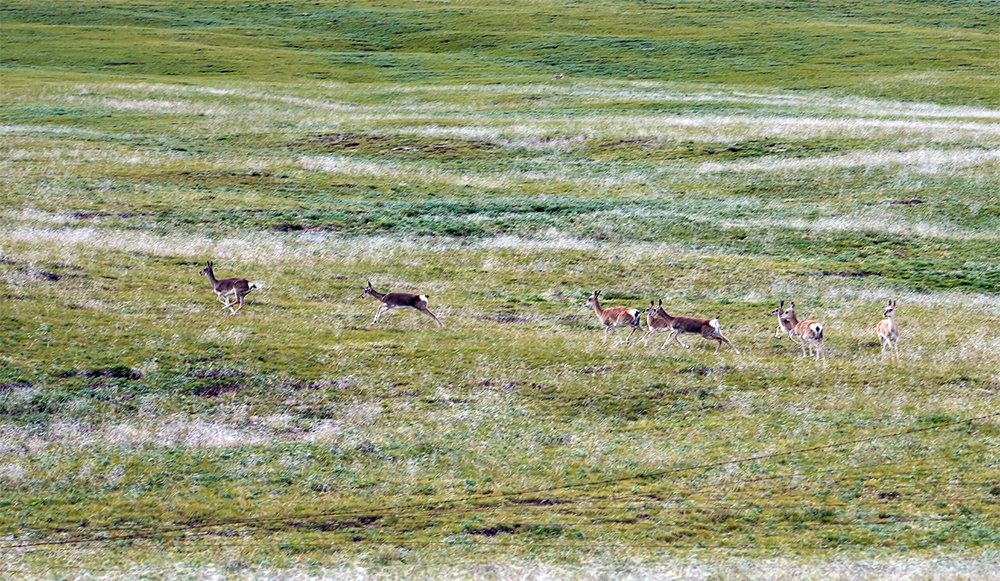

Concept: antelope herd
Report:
left=198, top=262, right=900, bottom=360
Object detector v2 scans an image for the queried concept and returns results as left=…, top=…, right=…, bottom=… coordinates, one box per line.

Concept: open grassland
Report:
left=2, top=0, right=999, bottom=579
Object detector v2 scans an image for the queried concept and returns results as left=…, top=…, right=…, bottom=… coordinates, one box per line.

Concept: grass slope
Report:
left=1, top=0, right=998, bottom=578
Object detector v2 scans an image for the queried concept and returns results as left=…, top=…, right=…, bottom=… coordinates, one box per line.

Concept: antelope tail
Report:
left=811, top=323, right=823, bottom=340
left=709, top=319, right=721, bottom=331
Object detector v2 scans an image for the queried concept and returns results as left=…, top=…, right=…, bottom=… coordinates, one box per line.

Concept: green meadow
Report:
left=1, top=0, right=998, bottom=578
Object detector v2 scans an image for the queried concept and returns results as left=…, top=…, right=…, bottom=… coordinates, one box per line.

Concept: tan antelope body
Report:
left=361, top=281, right=444, bottom=327
left=775, top=301, right=825, bottom=359
left=642, top=300, right=740, bottom=354
left=200, top=261, right=255, bottom=315
left=771, top=301, right=800, bottom=344
left=876, top=300, right=899, bottom=360
left=584, top=290, right=643, bottom=344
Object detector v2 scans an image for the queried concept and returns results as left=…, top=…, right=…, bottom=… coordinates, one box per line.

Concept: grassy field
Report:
left=1, top=0, right=999, bottom=578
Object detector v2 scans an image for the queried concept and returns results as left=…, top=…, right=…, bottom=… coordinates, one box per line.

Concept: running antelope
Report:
left=876, top=299, right=899, bottom=360
left=583, top=290, right=643, bottom=344
left=641, top=300, right=675, bottom=348
left=361, top=281, right=444, bottom=327
left=777, top=302, right=825, bottom=360
left=642, top=300, right=740, bottom=354
left=199, top=261, right=255, bottom=315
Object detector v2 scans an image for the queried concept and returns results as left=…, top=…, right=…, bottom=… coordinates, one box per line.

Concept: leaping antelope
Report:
left=199, top=261, right=255, bottom=315
left=876, top=299, right=899, bottom=360
left=776, top=301, right=825, bottom=360
left=361, top=281, right=444, bottom=327
left=641, top=300, right=740, bottom=354
left=583, top=290, right=643, bottom=345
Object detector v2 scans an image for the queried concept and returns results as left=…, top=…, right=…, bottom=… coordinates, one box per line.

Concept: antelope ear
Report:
left=658, top=299, right=663, bottom=307
left=779, top=300, right=784, bottom=308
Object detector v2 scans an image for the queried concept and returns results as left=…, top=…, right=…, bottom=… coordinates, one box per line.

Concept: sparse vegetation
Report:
left=1, top=0, right=998, bottom=579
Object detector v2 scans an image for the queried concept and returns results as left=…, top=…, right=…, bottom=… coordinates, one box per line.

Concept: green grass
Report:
left=1, top=0, right=999, bottom=578
left=2, top=0, right=996, bottom=102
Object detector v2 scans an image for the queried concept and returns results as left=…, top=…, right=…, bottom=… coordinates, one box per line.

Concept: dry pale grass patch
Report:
left=0, top=221, right=687, bottom=266
left=298, top=155, right=647, bottom=189
left=300, top=113, right=1000, bottom=146
left=0, top=406, right=400, bottom=455
left=332, top=80, right=1000, bottom=120
left=14, top=556, right=1000, bottom=580
left=698, top=148, right=1000, bottom=175
left=715, top=211, right=1000, bottom=242
left=10, top=79, right=1000, bottom=150
left=524, top=114, right=1000, bottom=144
left=0, top=417, right=267, bottom=453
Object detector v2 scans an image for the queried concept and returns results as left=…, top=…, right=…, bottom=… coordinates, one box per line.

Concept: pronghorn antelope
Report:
left=642, top=300, right=740, bottom=354
left=777, top=302, right=825, bottom=360
left=361, top=281, right=444, bottom=327
left=199, top=261, right=255, bottom=315
left=583, top=290, right=643, bottom=344
left=876, top=299, right=899, bottom=360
